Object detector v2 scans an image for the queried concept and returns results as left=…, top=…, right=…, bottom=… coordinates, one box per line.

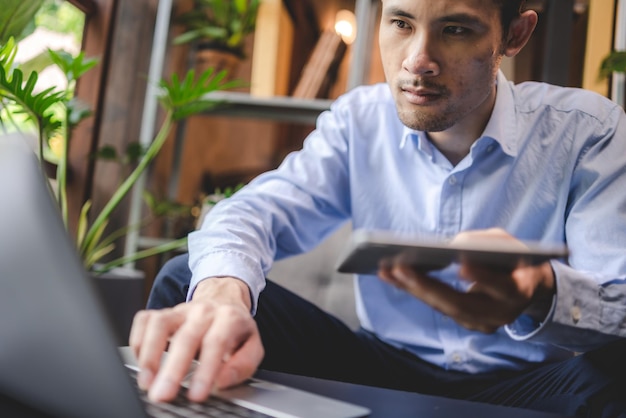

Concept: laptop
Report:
left=0, top=133, right=370, bottom=418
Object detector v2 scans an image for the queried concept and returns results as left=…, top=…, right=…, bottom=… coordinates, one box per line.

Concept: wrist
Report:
left=523, top=262, right=556, bottom=321
left=193, top=276, right=252, bottom=311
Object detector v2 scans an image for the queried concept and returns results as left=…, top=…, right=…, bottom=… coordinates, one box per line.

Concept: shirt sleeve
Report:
left=185, top=102, right=353, bottom=313
left=505, top=105, right=626, bottom=351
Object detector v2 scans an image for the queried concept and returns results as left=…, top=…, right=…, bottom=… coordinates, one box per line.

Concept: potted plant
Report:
left=173, top=0, right=261, bottom=76
left=0, top=33, right=240, bottom=342
left=1, top=38, right=241, bottom=268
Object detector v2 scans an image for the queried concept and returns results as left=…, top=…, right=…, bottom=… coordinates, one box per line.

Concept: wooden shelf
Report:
left=125, top=0, right=380, bottom=262
left=204, top=91, right=332, bottom=125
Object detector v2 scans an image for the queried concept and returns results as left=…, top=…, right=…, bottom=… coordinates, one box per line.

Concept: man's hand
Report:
left=378, top=229, right=556, bottom=333
left=129, top=277, right=264, bottom=403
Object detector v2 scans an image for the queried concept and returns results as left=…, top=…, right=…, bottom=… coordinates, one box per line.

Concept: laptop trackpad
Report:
left=218, top=378, right=370, bottom=418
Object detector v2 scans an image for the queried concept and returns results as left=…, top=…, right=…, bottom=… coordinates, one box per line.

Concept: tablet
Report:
left=335, top=229, right=569, bottom=275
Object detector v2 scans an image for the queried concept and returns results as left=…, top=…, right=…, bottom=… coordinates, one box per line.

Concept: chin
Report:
left=397, top=107, right=452, bottom=132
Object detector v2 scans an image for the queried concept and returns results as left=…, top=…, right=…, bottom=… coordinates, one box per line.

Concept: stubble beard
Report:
left=394, top=81, right=455, bottom=132
left=396, top=103, right=456, bottom=132
left=394, top=54, right=501, bottom=133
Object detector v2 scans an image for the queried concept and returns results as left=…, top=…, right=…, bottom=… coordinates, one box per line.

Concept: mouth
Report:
left=399, top=82, right=446, bottom=105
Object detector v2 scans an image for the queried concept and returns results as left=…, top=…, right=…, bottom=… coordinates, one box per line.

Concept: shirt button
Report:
left=451, top=353, right=463, bottom=363
left=571, top=305, right=581, bottom=324
left=448, top=176, right=457, bottom=185
left=487, top=145, right=494, bottom=153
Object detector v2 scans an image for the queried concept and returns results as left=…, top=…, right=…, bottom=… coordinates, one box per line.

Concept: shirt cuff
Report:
left=186, top=249, right=266, bottom=315
left=505, top=294, right=556, bottom=340
left=505, top=261, right=612, bottom=347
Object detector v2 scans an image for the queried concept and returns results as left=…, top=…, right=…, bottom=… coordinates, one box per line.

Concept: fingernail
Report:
left=150, top=375, right=176, bottom=401
left=137, top=369, right=154, bottom=390
left=188, top=379, right=210, bottom=401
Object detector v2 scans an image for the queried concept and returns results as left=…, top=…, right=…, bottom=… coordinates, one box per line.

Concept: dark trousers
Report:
left=148, top=254, right=626, bottom=418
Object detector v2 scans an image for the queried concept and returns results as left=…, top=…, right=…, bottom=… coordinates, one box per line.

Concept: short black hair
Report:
left=495, top=0, right=527, bottom=36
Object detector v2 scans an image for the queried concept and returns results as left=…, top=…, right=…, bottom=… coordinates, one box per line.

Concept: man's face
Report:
left=379, top=0, right=506, bottom=133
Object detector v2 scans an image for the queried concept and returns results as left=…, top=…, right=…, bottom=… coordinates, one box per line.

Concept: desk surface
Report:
left=255, top=370, right=570, bottom=418
left=0, top=368, right=570, bottom=418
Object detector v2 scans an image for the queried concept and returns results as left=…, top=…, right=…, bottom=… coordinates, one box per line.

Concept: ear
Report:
left=503, top=10, right=538, bottom=58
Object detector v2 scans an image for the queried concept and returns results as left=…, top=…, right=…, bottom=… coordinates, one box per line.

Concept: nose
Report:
left=402, top=32, right=440, bottom=76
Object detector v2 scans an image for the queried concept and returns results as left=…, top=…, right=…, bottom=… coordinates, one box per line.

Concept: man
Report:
left=130, top=0, right=626, bottom=416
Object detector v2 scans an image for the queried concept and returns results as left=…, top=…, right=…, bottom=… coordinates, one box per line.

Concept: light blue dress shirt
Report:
left=188, top=72, right=626, bottom=373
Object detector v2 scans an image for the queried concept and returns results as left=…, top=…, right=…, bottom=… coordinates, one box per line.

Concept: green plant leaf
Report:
left=142, top=190, right=157, bottom=212
left=85, top=242, right=115, bottom=270
left=599, top=51, right=626, bottom=79
left=143, top=190, right=191, bottom=218
left=93, top=236, right=188, bottom=274
left=125, top=142, right=145, bottom=164
left=157, top=66, right=242, bottom=120
left=79, top=111, right=175, bottom=258
left=0, top=64, right=64, bottom=143
left=76, top=200, right=92, bottom=250
left=172, top=27, right=227, bottom=45
left=0, top=38, right=18, bottom=74
left=48, top=49, right=98, bottom=84
left=81, top=217, right=109, bottom=268
left=67, top=97, right=92, bottom=127
left=234, top=0, right=247, bottom=15
left=172, top=0, right=260, bottom=57
left=94, top=145, right=118, bottom=161
left=0, top=0, right=44, bottom=44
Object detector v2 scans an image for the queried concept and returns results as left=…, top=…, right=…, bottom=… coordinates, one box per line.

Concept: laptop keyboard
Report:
left=127, top=369, right=272, bottom=418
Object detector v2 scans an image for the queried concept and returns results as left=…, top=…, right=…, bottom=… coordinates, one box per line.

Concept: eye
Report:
left=391, top=19, right=410, bottom=30
left=443, top=26, right=468, bottom=36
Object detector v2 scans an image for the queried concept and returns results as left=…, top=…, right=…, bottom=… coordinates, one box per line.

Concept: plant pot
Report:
left=91, top=267, right=145, bottom=346
left=194, top=47, right=241, bottom=79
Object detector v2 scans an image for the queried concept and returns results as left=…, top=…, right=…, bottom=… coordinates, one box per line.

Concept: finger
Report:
left=137, top=306, right=188, bottom=394
left=459, top=262, right=520, bottom=300
left=129, top=309, right=150, bottom=356
left=389, top=266, right=467, bottom=315
left=388, top=266, right=509, bottom=332
left=148, top=304, right=214, bottom=402
left=215, top=328, right=264, bottom=389
left=187, top=306, right=257, bottom=401
left=457, top=266, right=526, bottom=327
left=513, top=262, right=556, bottom=319
left=378, top=265, right=399, bottom=286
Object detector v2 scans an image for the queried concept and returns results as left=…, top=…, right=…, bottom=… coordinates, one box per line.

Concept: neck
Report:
left=428, top=86, right=497, bottom=166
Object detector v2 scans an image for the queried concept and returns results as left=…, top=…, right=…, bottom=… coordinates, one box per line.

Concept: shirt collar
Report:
left=482, top=71, right=518, bottom=157
left=399, top=71, right=518, bottom=157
